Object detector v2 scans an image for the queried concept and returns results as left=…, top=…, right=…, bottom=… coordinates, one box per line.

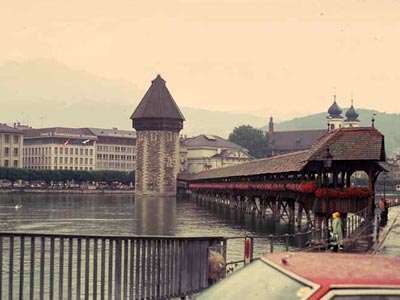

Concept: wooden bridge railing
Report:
left=344, top=207, right=370, bottom=238
left=0, top=232, right=224, bottom=300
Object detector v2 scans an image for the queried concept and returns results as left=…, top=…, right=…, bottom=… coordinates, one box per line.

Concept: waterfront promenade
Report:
left=374, top=205, right=400, bottom=257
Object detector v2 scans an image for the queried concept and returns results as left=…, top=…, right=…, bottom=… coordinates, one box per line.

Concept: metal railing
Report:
left=0, top=232, right=224, bottom=300
left=344, top=207, right=370, bottom=238
left=224, top=230, right=316, bottom=274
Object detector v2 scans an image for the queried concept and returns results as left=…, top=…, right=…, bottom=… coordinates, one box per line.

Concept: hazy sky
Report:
left=1, top=0, right=399, bottom=120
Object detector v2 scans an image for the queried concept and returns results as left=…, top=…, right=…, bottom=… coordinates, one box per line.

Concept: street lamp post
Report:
left=323, top=148, right=333, bottom=187
left=322, top=148, right=333, bottom=243
left=383, top=172, right=387, bottom=201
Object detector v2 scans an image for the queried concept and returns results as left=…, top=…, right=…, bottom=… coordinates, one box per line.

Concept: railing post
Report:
left=269, top=235, right=274, bottom=253
left=9, top=235, right=14, bottom=300
left=19, top=236, right=25, bottom=300
left=115, top=239, right=122, bottom=300
left=244, top=237, right=253, bottom=265
left=285, top=234, right=290, bottom=251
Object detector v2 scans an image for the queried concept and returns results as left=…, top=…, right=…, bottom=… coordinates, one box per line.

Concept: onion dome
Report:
left=328, top=96, right=342, bottom=118
left=345, top=100, right=359, bottom=122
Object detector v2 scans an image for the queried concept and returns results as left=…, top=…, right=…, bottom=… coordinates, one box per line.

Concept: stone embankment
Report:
left=0, top=188, right=134, bottom=194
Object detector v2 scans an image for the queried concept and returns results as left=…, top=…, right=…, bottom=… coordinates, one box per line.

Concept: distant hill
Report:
left=263, top=110, right=400, bottom=156
left=0, top=59, right=398, bottom=156
left=0, top=59, right=267, bottom=138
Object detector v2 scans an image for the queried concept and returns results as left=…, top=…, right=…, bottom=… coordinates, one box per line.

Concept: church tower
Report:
left=344, top=100, right=360, bottom=128
left=327, top=95, right=343, bottom=131
left=131, top=75, right=185, bottom=196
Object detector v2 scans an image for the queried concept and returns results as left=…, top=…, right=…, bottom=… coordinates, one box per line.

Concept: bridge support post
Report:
left=288, top=201, right=295, bottom=224
left=297, top=202, right=304, bottom=227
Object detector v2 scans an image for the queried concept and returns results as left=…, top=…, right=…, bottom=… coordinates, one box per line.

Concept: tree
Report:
left=228, top=125, right=270, bottom=158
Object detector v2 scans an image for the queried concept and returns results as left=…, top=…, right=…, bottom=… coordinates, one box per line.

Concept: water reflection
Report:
left=134, top=195, right=176, bottom=235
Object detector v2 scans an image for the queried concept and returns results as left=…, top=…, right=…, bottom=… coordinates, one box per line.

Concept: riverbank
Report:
left=0, top=188, right=134, bottom=194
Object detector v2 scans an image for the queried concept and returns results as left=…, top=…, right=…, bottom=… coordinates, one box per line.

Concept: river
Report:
left=0, top=193, right=297, bottom=262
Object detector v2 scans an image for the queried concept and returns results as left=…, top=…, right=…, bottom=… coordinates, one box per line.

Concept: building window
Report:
left=13, top=148, right=18, bottom=156
left=85, top=158, right=88, bottom=164
left=89, top=158, right=93, bottom=165
left=80, top=149, right=83, bottom=155
left=60, top=148, right=64, bottom=155
left=75, top=158, right=78, bottom=164
left=55, top=147, right=58, bottom=154
left=4, top=135, right=9, bottom=143
left=89, top=149, right=93, bottom=156
left=70, top=148, right=73, bottom=155
left=13, top=135, right=19, bottom=144
left=4, top=160, right=9, bottom=167
left=4, top=147, right=9, bottom=156
left=70, top=157, right=73, bottom=164
left=85, top=149, right=88, bottom=155
left=13, top=160, right=18, bottom=167
left=75, top=148, right=78, bottom=155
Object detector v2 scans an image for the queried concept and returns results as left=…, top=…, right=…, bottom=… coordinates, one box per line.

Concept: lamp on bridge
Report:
left=383, top=172, right=388, bottom=201
left=323, top=148, right=333, bottom=187
left=323, top=148, right=333, bottom=169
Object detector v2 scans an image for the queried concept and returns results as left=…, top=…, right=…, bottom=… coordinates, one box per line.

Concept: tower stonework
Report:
left=131, top=75, right=185, bottom=196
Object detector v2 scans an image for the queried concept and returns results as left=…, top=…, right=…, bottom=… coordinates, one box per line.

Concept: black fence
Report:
left=0, top=232, right=224, bottom=300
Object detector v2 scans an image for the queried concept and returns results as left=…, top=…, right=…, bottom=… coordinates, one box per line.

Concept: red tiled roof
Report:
left=189, top=127, right=385, bottom=181
left=309, top=127, right=385, bottom=161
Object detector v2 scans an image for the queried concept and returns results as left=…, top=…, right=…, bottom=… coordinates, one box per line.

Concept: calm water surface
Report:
left=0, top=193, right=296, bottom=259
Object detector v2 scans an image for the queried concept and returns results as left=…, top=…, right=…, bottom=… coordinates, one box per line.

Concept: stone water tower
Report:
left=131, top=75, right=185, bottom=196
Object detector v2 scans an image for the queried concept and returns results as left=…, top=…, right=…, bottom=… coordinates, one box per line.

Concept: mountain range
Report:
left=0, top=59, right=399, bottom=156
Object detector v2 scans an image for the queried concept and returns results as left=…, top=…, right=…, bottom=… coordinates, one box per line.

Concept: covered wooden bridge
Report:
left=186, top=127, right=386, bottom=230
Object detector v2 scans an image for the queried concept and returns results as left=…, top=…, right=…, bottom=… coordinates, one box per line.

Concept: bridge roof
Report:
left=189, top=127, right=385, bottom=181
left=309, top=127, right=385, bottom=161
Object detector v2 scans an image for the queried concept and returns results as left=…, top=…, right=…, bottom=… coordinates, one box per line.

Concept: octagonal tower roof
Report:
left=131, top=75, right=185, bottom=131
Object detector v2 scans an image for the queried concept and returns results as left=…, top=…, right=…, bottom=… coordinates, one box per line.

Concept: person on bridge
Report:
left=379, top=198, right=389, bottom=226
left=332, top=211, right=343, bottom=252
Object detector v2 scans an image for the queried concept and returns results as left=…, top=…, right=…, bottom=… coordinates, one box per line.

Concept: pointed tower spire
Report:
left=131, top=74, right=185, bottom=131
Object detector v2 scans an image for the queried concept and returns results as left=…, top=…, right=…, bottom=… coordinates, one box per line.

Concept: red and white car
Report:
left=197, top=252, right=400, bottom=300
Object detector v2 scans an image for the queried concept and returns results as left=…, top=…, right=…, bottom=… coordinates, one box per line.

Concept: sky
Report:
left=1, top=0, right=400, bottom=121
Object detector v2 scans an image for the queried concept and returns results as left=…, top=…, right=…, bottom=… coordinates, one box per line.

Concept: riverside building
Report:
left=88, top=127, right=136, bottom=172
left=0, top=123, right=24, bottom=168
left=22, top=127, right=97, bottom=170
left=22, top=127, right=136, bottom=171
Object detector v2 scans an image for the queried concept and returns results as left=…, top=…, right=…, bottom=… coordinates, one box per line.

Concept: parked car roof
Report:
left=197, top=252, right=400, bottom=300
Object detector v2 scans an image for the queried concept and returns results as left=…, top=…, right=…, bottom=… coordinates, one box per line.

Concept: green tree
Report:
left=228, top=125, right=270, bottom=158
